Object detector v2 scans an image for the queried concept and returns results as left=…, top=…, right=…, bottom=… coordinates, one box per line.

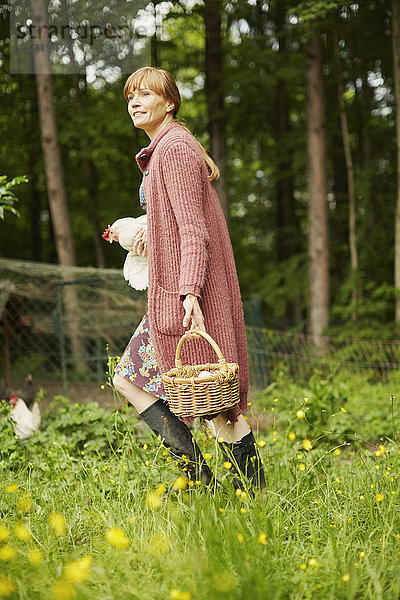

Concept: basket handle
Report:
left=175, top=329, right=228, bottom=372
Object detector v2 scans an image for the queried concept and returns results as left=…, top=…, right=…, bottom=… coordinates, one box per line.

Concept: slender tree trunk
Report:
left=31, top=0, right=75, bottom=267
left=204, top=0, right=230, bottom=228
left=305, top=33, right=329, bottom=345
left=31, top=0, right=83, bottom=370
left=392, top=0, right=400, bottom=322
left=60, top=0, right=106, bottom=268
left=333, top=29, right=358, bottom=320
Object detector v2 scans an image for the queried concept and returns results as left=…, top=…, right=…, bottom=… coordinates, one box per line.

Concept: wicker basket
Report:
left=161, top=329, right=240, bottom=418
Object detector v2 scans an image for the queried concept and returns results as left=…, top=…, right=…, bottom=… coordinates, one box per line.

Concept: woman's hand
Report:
left=131, top=227, right=147, bottom=257
left=182, top=294, right=206, bottom=339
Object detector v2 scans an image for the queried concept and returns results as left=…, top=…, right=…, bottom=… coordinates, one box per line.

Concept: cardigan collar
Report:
left=135, top=120, right=182, bottom=172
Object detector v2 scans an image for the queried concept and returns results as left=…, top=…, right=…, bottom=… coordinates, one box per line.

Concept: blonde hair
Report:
left=123, top=67, right=220, bottom=182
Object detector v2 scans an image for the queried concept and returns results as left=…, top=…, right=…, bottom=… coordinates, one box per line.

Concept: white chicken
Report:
left=9, top=395, right=41, bottom=440
left=102, top=215, right=148, bottom=291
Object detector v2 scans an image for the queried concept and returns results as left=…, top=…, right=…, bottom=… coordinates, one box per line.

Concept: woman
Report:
left=112, top=66, right=265, bottom=491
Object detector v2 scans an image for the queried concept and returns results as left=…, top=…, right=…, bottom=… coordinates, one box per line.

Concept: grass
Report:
left=1, top=370, right=400, bottom=600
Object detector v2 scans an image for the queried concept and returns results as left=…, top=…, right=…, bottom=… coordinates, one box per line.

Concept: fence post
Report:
left=54, top=284, right=68, bottom=394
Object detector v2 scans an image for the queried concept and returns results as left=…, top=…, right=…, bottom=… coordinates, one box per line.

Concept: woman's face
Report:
left=127, top=85, right=174, bottom=138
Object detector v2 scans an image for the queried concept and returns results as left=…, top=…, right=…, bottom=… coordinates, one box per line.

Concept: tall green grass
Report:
left=0, top=374, right=400, bottom=599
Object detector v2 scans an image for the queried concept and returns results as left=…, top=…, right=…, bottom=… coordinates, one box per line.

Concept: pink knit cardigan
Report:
left=135, top=121, right=249, bottom=424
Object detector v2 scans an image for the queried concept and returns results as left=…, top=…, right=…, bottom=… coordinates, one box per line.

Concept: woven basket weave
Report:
left=161, top=329, right=240, bottom=418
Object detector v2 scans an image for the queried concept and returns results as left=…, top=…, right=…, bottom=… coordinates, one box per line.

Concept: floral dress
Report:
left=114, top=181, right=168, bottom=401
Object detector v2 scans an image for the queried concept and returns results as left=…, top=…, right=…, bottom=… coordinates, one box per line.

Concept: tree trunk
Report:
left=31, top=0, right=75, bottom=267
left=392, top=0, right=400, bottom=322
left=31, top=0, right=83, bottom=371
left=204, top=0, right=230, bottom=228
left=333, top=29, right=358, bottom=320
left=60, top=0, right=106, bottom=268
left=305, top=33, right=330, bottom=345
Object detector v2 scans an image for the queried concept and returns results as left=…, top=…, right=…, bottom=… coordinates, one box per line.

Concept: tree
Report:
left=204, top=0, right=230, bottom=226
left=306, top=31, right=330, bottom=344
left=333, top=27, right=358, bottom=320
left=31, top=0, right=75, bottom=267
left=392, top=0, right=400, bottom=322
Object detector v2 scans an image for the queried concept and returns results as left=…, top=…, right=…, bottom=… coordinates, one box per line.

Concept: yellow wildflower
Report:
left=378, top=444, right=385, bottom=454
left=340, top=406, right=347, bottom=413
left=5, top=484, right=18, bottom=494
left=300, top=563, right=307, bottom=570
left=0, top=546, right=17, bottom=561
left=49, top=513, right=66, bottom=537
left=308, top=558, right=318, bottom=567
left=28, top=548, right=43, bottom=566
left=170, top=590, right=192, bottom=600
left=240, top=508, right=246, bottom=515
left=302, top=439, right=313, bottom=451
left=0, top=527, right=10, bottom=543
left=336, top=478, right=340, bottom=483
left=359, top=495, right=364, bottom=500
left=342, top=573, right=350, bottom=582
left=288, top=432, right=296, bottom=441
left=14, top=522, right=31, bottom=541
left=63, top=555, right=92, bottom=583
left=172, top=476, right=188, bottom=491
left=17, top=495, right=32, bottom=513
left=224, top=462, right=232, bottom=469
left=396, top=533, right=400, bottom=541
left=145, top=483, right=166, bottom=509
left=53, top=580, right=76, bottom=600
left=258, top=440, right=266, bottom=447
left=105, top=527, right=129, bottom=549
left=257, top=532, right=267, bottom=545
left=296, top=410, right=305, bottom=419
left=237, top=533, right=244, bottom=544
left=0, top=573, right=15, bottom=596
left=203, top=453, right=213, bottom=460
left=212, top=570, right=238, bottom=592
left=217, top=437, right=225, bottom=443
left=299, top=464, right=305, bottom=471
left=146, top=533, right=171, bottom=556
left=359, top=552, right=365, bottom=558
left=334, top=449, right=341, bottom=455
left=376, top=493, right=384, bottom=502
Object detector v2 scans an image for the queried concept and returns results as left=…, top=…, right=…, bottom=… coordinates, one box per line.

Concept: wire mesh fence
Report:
left=2, top=257, right=400, bottom=395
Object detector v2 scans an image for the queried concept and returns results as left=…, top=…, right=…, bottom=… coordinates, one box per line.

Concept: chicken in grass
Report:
left=8, top=375, right=41, bottom=439
left=102, top=215, right=148, bottom=291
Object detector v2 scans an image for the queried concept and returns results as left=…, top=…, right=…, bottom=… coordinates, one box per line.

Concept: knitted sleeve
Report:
left=162, top=141, right=210, bottom=300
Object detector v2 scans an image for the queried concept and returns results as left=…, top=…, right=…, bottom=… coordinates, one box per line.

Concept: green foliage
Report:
left=0, top=174, right=27, bottom=219
left=0, top=0, right=398, bottom=336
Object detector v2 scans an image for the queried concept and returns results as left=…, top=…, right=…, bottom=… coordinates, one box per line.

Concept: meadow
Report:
left=1, top=367, right=400, bottom=600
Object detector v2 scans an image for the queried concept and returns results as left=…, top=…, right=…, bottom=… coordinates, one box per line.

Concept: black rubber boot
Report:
left=219, top=431, right=266, bottom=492
left=139, top=399, right=213, bottom=486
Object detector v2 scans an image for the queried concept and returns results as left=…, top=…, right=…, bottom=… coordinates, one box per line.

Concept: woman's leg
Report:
left=211, top=412, right=251, bottom=443
left=113, top=373, right=159, bottom=413
left=113, top=373, right=213, bottom=485
left=213, top=410, right=265, bottom=491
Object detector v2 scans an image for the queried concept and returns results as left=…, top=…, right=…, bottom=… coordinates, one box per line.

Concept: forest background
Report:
left=1, top=0, right=400, bottom=344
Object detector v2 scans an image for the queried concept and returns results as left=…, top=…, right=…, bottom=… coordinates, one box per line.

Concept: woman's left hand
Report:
left=131, top=227, right=147, bottom=257
left=182, top=294, right=205, bottom=339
